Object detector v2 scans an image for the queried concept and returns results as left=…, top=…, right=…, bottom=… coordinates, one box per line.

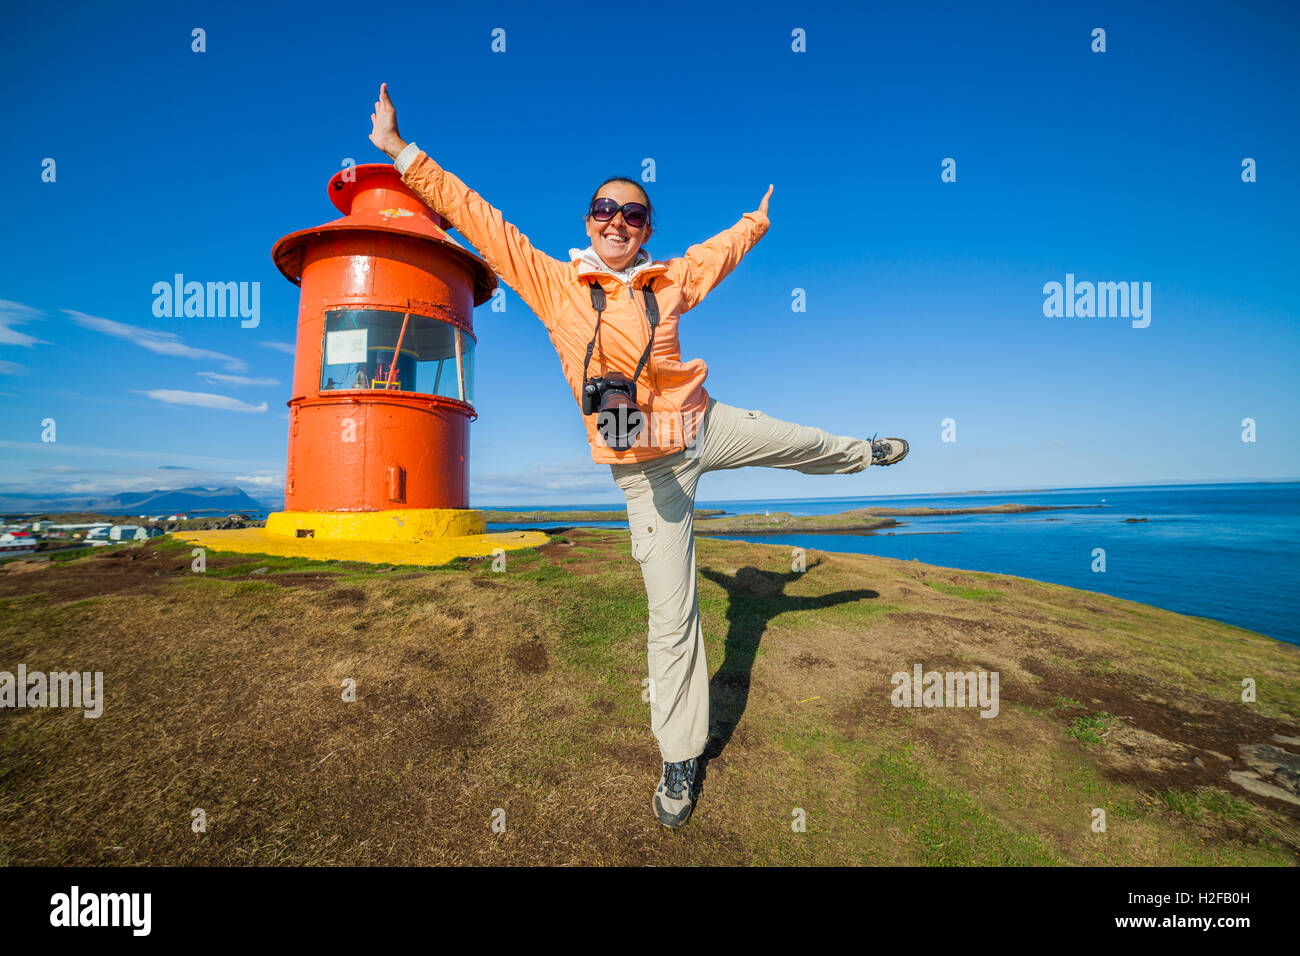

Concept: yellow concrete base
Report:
left=266, top=508, right=487, bottom=541
left=173, top=508, right=549, bottom=567
left=173, top=526, right=549, bottom=567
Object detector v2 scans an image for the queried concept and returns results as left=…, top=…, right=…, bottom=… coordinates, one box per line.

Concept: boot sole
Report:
left=652, top=792, right=694, bottom=828
left=874, top=438, right=909, bottom=467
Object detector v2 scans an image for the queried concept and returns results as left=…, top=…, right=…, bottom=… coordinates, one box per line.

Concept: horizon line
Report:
left=469, top=476, right=1300, bottom=509
left=3, top=475, right=1297, bottom=516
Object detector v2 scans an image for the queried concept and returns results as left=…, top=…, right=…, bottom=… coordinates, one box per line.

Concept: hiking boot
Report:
left=868, top=436, right=909, bottom=466
left=653, top=757, right=698, bottom=829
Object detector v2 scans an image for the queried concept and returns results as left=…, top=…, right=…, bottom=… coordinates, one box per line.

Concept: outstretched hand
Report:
left=369, top=82, right=408, bottom=160
left=757, top=184, right=774, bottom=218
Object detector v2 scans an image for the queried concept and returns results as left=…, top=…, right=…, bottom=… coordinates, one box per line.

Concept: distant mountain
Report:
left=0, top=486, right=273, bottom=516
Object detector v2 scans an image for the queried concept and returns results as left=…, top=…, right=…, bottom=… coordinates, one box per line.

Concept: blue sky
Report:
left=2, top=0, right=1297, bottom=508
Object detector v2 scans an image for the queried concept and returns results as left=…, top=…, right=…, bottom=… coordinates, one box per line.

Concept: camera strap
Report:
left=581, top=280, right=660, bottom=399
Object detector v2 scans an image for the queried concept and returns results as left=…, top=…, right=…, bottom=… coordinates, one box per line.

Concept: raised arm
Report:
left=675, top=185, right=773, bottom=313
left=369, top=83, right=567, bottom=326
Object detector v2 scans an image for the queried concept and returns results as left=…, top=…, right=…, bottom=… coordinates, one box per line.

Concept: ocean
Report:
left=485, top=482, right=1300, bottom=646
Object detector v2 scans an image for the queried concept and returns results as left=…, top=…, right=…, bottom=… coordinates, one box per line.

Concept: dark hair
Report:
left=586, top=176, right=654, bottom=229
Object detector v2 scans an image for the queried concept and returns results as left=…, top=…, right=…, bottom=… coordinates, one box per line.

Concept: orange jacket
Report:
left=399, top=150, right=769, bottom=464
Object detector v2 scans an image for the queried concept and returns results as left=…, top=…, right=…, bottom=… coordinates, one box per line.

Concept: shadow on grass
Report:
left=694, top=558, right=879, bottom=799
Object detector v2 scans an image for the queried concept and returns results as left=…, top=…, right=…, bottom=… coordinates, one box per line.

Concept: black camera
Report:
left=582, top=371, right=645, bottom=450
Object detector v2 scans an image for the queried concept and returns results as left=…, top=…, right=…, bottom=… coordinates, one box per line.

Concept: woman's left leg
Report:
left=693, top=398, right=877, bottom=475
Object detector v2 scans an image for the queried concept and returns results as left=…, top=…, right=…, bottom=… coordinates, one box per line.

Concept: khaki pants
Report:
left=609, top=397, right=873, bottom=763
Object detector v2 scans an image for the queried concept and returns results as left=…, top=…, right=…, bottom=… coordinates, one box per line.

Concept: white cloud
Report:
left=135, top=389, right=268, bottom=413
left=230, top=473, right=283, bottom=489
left=0, top=439, right=275, bottom=470
left=471, top=456, right=615, bottom=497
left=0, top=359, right=27, bottom=376
left=198, top=371, right=281, bottom=387
left=0, top=463, right=283, bottom=499
left=260, top=341, right=296, bottom=355
left=0, top=300, right=48, bottom=348
left=64, top=309, right=248, bottom=372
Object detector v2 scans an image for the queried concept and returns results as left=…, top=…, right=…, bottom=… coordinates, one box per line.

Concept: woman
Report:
left=369, top=83, right=908, bottom=829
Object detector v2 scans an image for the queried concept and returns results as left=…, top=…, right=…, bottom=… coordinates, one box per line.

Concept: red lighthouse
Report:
left=178, top=164, right=546, bottom=564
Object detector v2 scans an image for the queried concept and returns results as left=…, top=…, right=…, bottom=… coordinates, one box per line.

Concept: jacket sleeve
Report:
left=675, top=209, right=770, bottom=313
left=399, top=150, right=567, bottom=328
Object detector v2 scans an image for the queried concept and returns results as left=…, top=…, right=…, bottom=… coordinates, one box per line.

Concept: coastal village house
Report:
left=108, top=525, right=164, bottom=542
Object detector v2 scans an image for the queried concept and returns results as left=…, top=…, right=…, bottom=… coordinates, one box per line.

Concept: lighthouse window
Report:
left=458, top=329, right=475, bottom=403
left=319, top=309, right=476, bottom=404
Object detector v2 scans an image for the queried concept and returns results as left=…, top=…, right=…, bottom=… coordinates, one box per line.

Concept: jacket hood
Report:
left=569, top=244, right=665, bottom=284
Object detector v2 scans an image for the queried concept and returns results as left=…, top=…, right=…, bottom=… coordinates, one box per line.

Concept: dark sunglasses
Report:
left=589, top=197, right=650, bottom=228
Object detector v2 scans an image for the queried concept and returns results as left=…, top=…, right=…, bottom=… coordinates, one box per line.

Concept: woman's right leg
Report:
left=609, top=454, right=710, bottom=767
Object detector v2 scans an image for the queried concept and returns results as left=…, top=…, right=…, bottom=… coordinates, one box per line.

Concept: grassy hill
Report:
left=1, top=530, right=1297, bottom=865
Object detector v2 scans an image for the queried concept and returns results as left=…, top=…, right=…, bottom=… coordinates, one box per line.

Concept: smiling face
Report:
left=585, top=180, right=653, bottom=272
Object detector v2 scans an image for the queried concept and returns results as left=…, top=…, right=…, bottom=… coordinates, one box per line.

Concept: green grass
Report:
left=925, top=582, right=1004, bottom=603
left=862, top=744, right=1060, bottom=865
left=201, top=556, right=348, bottom=577
left=1107, top=798, right=1145, bottom=822
left=1066, top=711, right=1116, bottom=746
left=1157, top=788, right=1254, bottom=820
left=0, top=545, right=108, bottom=566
